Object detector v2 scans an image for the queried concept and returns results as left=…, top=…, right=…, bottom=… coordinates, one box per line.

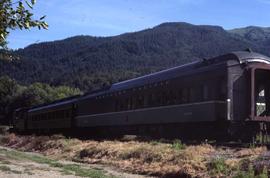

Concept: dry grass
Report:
left=0, top=133, right=269, bottom=177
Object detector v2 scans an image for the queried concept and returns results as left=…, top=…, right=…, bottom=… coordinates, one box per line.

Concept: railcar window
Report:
left=197, top=86, right=204, bottom=102
left=148, top=93, right=153, bottom=106
left=256, top=85, right=266, bottom=116
left=129, top=98, right=133, bottom=110
left=190, top=88, right=196, bottom=102
left=132, top=96, right=136, bottom=109
left=169, top=90, right=176, bottom=104
left=125, top=99, right=128, bottom=110
left=53, top=112, right=56, bottom=119
left=157, top=92, right=162, bottom=105
left=144, top=95, right=148, bottom=107
left=203, top=84, right=209, bottom=101
left=182, top=88, right=189, bottom=103
left=115, top=100, right=119, bottom=111
left=161, top=91, right=167, bottom=105
left=178, top=89, right=183, bottom=104
left=56, top=111, right=62, bottom=119
left=137, top=95, right=144, bottom=108
left=57, top=111, right=60, bottom=119
left=61, top=111, right=65, bottom=119
left=219, top=79, right=227, bottom=100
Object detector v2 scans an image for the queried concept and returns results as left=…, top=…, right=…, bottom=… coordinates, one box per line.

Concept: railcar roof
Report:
left=29, top=51, right=270, bottom=110
left=80, top=51, right=270, bottom=100
left=110, top=62, right=198, bottom=91
left=224, top=51, right=270, bottom=64
left=28, top=96, right=80, bottom=112
left=104, top=51, right=269, bottom=92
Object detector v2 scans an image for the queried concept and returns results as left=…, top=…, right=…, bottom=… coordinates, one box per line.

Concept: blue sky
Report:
left=7, top=0, right=270, bottom=49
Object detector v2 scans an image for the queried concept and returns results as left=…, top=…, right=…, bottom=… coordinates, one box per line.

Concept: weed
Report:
left=208, top=157, right=231, bottom=176
left=24, top=168, right=34, bottom=175
left=0, top=165, right=11, bottom=172
left=149, top=140, right=159, bottom=145
left=253, top=133, right=270, bottom=144
left=10, top=169, right=22, bottom=174
left=62, top=137, right=80, bottom=148
left=0, top=165, right=21, bottom=174
left=62, top=164, right=113, bottom=178
left=51, top=134, right=66, bottom=140
left=0, top=135, right=9, bottom=144
left=233, top=165, right=268, bottom=178
left=79, top=146, right=104, bottom=159
left=119, top=146, right=161, bottom=163
left=249, top=142, right=256, bottom=149
left=60, top=168, right=73, bottom=175
left=171, top=139, right=186, bottom=150
left=0, top=160, right=11, bottom=164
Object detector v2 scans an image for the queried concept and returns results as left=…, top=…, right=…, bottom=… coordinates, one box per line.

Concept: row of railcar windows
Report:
left=31, top=110, right=72, bottom=121
left=114, top=80, right=226, bottom=112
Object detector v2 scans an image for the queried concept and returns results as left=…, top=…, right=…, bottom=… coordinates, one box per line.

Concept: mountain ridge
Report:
left=1, top=22, right=270, bottom=91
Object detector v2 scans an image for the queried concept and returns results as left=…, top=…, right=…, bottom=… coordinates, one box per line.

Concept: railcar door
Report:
left=250, top=68, right=270, bottom=120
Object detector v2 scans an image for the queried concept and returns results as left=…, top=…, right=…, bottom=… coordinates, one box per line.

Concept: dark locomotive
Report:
left=13, top=51, right=270, bottom=140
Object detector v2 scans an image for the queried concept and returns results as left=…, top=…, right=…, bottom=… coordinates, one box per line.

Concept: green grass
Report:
left=0, top=165, right=11, bottom=172
left=0, top=165, right=22, bottom=174
left=0, top=148, right=117, bottom=178
left=0, top=160, right=11, bottom=164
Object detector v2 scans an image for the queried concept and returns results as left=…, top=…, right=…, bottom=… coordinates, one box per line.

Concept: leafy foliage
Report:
left=0, top=76, right=81, bottom=124
left=0, top=0, right=48, bottom=48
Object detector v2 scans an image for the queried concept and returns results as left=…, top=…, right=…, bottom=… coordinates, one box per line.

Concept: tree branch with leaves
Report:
left=0, top=0, right=48, bottom=48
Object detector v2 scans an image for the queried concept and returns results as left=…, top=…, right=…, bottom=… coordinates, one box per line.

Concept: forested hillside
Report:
left=1, top=22, right=270, bottom=92
left=0, top=76, right=81, bottom=124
